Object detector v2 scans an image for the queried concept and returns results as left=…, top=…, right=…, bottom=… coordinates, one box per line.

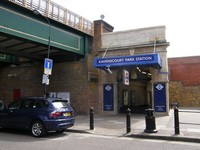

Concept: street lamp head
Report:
left=33, top=9, right=42, bottom=16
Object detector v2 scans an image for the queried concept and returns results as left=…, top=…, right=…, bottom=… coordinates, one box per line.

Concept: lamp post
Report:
left=33, top=10, right=51, bottom=59
left=33, top=10, right=52, bottom=97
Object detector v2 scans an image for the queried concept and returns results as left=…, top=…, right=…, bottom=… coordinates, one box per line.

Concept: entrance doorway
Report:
left=122, top=90, right=136, bottom=111
left=118, top=68, right=151, bottom=113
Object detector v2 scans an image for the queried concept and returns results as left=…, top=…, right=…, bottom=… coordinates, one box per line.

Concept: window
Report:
left=33, top=100, right=48, bottom=108
left=9, top=100, right=22, bottom=110
left=52, top=101, right=71, bottom=109
left=0, top=101, right=4, bottom=110
left=123, top=90, right=129, bottom=106
left=21, top=100, right=34, bottom=109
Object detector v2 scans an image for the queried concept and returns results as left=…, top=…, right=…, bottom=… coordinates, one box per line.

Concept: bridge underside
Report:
left=0, top=0, right=91, bottom=65
left=0, top=32, right=84, bottom=64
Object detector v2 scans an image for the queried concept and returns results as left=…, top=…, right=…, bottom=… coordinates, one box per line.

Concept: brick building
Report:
left=169, top=56, right=200, bottom=107
left=0, top=19, right=170, bottom=115
left=0, top=0, right=177, bottom=115
left=93, top=21, right=170, bottom=115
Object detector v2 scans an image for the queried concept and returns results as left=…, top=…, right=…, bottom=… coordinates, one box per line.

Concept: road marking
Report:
left=187, top=128, right=200, bottom=132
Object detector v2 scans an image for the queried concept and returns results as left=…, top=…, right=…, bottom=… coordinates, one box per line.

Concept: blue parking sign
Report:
left=44, top=58, right=53, bottom=69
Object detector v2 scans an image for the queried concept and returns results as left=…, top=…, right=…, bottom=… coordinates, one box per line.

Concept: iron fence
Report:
left=8, top=0, right=94, bottom=36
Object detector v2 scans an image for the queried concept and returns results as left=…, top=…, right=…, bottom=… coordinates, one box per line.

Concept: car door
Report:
left=1, top=100, right=22, bottom=128
left=0, top=107, right=10, bottom=127
left=10, top=99, right=35, bottom=129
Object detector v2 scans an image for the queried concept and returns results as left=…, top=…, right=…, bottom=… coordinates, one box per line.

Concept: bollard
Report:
left=174, top=107, right=180, bottom=134
left=144, top=109, right=157, bottom=133
left=90, top=107, right=94, bottom=130
left=126, top=108, right=131, bottom=133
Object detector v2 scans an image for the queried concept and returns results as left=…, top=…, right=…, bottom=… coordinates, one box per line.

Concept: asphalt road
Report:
left=0, top=129, right=200, bottom=150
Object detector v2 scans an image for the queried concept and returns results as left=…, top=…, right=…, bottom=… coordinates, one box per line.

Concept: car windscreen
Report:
left=52, top=100, right=72, bottom=109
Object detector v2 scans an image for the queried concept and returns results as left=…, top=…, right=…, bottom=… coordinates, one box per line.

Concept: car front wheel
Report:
left=31, top=121, right=46, bottom=137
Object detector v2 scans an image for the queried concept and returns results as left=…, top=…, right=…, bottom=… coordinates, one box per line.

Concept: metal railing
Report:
left=174, top=107, right=200, bottom=134
left=8, top=0, right=94, bottom=36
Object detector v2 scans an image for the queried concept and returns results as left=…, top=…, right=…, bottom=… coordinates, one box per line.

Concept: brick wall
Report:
left=0, top=20, right=114, bottom=115
left=0, top=63, right=44, bottom=101
left=169, top=56, right=200, bottom=107
left=0, top=59, right=99, bottom=114
left=169, top=81, right=200, bottom=107
left=50, top=58, right=101, bottom=114
left=169, top=56, right=200, bottom=86
left=90, top=20, right=114, bottom=114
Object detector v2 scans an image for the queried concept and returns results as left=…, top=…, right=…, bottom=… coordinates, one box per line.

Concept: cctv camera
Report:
left=105, top=67, right=112, bottom=74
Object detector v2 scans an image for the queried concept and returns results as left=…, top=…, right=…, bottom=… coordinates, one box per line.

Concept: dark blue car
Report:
left=0, top=97, right=75, bottom=137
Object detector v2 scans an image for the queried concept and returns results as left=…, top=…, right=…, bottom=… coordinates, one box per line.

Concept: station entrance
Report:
left=94, top=53, right=169, bottom=115
left=117, top=67, right=152, bottom=113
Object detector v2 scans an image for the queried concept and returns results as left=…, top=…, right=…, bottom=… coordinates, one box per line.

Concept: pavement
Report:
left=67, top=108, right=200, bottom=143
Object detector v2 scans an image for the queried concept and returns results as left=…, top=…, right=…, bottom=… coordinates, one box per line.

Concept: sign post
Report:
left=42, top=58, right=53, bottom=85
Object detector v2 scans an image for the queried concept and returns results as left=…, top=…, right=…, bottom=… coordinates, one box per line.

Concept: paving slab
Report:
left=67, top=109, right=200, bottom=142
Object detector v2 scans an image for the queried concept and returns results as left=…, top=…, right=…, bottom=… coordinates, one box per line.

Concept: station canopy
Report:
left=93, top=53, right=162, bottom=69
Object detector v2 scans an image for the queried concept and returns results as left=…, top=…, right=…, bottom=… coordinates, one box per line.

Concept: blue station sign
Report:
left=154, top=83, right=166, bottom=112
left=103, top=84, right=114, bottom=111
left=93, top=54, right=162, bottom=69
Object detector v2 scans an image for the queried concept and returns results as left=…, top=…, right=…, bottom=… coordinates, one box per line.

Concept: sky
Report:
left=52, top=0, right=200, bottom=58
